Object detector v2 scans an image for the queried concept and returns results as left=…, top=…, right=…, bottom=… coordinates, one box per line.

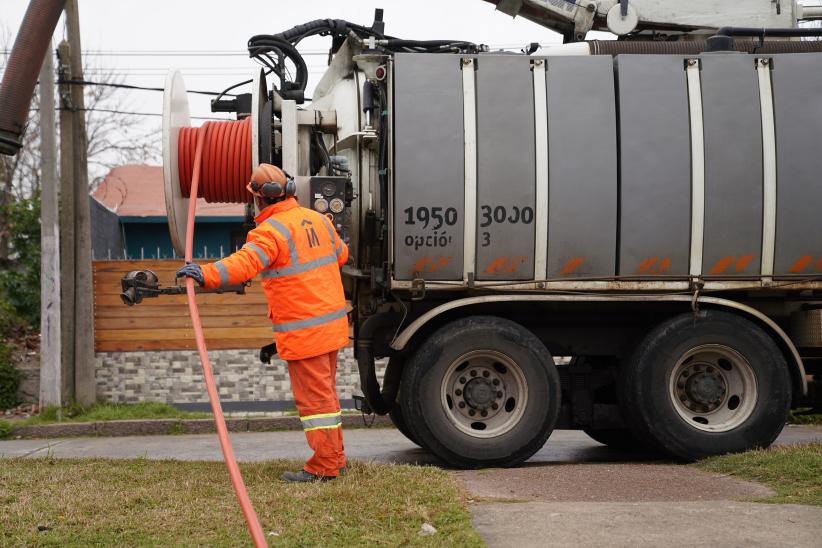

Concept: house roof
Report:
left=92, top=165, right=245, bottom=217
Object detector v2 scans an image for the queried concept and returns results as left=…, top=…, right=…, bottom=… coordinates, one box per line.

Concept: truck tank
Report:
left=391, top=51, right=822, bottom=284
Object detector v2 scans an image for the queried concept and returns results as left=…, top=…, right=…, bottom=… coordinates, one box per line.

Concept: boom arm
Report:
left=483, top=0, right=822, bottom=41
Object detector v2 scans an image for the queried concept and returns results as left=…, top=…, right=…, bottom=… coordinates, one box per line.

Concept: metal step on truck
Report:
left=157, top=1, right=822, bottom=468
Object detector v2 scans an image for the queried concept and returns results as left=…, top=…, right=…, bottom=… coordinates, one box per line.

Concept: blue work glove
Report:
left=176, top=263, right=204, bottom=286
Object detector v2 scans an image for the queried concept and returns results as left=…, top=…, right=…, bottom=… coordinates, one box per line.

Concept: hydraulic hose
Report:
left=356, top=313, right=403, bottom=415
left=267, top=18, right=384, bottom=45
left=184, top=122, right=267, bottom=547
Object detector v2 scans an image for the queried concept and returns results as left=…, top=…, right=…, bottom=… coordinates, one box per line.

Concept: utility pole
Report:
left=57, top=41, right=75, bottom=403
left=39, top=45, right=61, bottom=408
left=65, top=0, right=95, bottom=405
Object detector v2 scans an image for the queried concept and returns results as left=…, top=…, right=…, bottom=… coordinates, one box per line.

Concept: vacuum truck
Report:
left=148, top=0, right=822, bottom=468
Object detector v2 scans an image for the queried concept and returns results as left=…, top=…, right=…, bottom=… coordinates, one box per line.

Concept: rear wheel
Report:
left=619, top=310, right=791, bottom=461
left=401, top=316, right=561, bottom=469
left=583, top=428, right=647, bottom=451
left=389, top=399, right=421, bottom=447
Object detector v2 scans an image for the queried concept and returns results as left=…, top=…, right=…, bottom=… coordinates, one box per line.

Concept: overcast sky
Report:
left=3, top=1, right=820, bottom=175
left=1, top=0, right=575, bottom=124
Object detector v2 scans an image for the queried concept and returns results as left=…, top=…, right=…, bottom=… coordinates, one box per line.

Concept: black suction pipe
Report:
left=356, top=313, right=403, bottom=415
left=0, top=0, right=66, bottom=156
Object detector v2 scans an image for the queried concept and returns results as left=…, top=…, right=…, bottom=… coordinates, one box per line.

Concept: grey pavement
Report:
left=1, top=424, right=819, bottom=464
left=473, top=501, right=822, bottom=548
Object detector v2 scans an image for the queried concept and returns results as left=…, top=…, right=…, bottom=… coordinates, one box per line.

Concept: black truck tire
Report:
left=583, top=428, right=648, bottom=452
left=400, top=316, right=561, bottom=469
left=389, top=399, right=422, bottom=447
left=619, top=310, right=791, bottom=461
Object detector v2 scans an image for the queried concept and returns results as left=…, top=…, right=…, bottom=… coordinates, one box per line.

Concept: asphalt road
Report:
left=2, top=425, right=820, bottom=547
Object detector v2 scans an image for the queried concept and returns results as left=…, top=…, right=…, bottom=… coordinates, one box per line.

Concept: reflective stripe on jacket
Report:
left=201, top=197, right=349, bottom=360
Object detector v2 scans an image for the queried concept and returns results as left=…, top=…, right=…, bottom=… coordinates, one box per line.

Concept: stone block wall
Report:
left=13, top=345, right=40, bottom=404
left=95, top=347, right=386, bottom=405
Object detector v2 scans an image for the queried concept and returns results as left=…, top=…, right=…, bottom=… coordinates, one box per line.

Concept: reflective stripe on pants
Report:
left=287, top=349, right=346, bottom=477
left=300, top=411, right=342, bottom=432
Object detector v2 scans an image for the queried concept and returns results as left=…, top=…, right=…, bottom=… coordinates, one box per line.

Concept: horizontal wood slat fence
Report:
left=94, top=260, right=272, bottom=352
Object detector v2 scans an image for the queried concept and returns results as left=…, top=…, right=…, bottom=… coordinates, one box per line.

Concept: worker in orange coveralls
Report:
left=177, top=163, right=349, bottom=483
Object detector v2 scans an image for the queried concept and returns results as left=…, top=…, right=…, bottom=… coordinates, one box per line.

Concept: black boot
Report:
left=280, top=470, right=335, bottom=483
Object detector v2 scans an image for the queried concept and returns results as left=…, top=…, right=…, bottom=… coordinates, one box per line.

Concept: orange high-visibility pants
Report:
left=287, top=349, right=346, bottom=477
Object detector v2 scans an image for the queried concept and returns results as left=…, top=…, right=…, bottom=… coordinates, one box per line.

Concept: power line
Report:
left=79, top=65, right=333, bottom=72
left=59, top=106, right=232, bottom=121
left=58, top=78, right=236, bottom=96
left=3, top=45, right=531, bottom=56
left=72, top=71, right=329, bottom=78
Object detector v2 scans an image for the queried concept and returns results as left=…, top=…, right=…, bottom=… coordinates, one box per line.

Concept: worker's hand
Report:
left=176, top=263, right=204, bottom=286
left=259, top=342, right=278, bottom=364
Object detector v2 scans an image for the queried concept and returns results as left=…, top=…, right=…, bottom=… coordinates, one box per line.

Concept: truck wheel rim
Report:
left=668, top=344, right=758, bottom=433
left=440, top=350, right=528, bottom=439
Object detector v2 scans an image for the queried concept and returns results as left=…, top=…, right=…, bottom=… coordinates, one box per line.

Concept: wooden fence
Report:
left=93, top=260, right=272, bottom=352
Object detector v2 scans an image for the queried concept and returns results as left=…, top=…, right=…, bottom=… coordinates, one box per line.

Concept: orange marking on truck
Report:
left=788, top=255, right=813, bottom=273
left=503, top=256, right=528, bottom=273
left=411, top=257, right=433, bottom=275
left=560, top=257, right=585, bottom=275
left=637, top=257, right=658, bottom=274
left=816, top=256, right=822, bottom=272
left=709, top=256, right=735, bottom=275
left=656, top=257, right=671, bottom=274
left=485, top=257, right=509, bottom=274
left=734, top=255, right=754, bottom=273
left=429, top=256, right=454, bottom=273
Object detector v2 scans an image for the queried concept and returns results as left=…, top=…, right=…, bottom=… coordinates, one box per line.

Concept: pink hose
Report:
left=184, top=122, right=267, bottom=548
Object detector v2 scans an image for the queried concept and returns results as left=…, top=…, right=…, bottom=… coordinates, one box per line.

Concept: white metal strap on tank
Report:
left=757, top=58, right=777, bottom=283
left=686, top=59, right=705, bottom=278
left=281, top=99, right=298, bottom=176
left=532, top=60, right=549, bottom=280
left=462, top=58, right=478, bottom=283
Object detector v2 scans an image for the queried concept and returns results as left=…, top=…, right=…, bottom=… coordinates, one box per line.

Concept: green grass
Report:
left=0, top=458, right=482, bottom=547
left=695, top=443, right=822, bottom=506
left=15, top=402, right=210, bottom=426
left=788, top=408, right=822, bottom=425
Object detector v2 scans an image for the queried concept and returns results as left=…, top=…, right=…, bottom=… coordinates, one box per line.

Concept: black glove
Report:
left=259, top=342, right=278, bottom=364
left=176, top=263, right=204, bottom=286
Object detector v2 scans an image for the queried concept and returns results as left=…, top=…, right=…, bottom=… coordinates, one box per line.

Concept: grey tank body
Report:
left=391, top=52, right=822, bottom=283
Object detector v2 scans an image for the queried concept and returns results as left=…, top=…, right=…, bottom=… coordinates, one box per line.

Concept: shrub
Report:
left=0, top=340, right=20, bottom=410
left=0, top=299, right=27, bottom=339
left=0, top=419, right=12, bottom=439
left=0, top=192, right=41, bottom=326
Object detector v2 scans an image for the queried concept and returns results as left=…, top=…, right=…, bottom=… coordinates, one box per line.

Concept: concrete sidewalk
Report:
left=473, top=501, right=822, bottom=548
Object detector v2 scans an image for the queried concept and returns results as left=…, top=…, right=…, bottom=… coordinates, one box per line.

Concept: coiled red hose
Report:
left=183, top=121, right=267, bottom=547
left=178, top=117, right=252, bottom=203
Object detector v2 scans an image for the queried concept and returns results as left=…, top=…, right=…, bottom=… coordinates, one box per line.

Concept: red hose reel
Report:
left=163, top=69, right=268, bottom=256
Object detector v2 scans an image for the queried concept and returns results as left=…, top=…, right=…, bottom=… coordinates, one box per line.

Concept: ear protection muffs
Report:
left=248, top=173, right=296, bottom=199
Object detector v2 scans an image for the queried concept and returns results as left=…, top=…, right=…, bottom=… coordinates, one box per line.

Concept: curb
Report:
left=8, top=414, right=393, bottom=440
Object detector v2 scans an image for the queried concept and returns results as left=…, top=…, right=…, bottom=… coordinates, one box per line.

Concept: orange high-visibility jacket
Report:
left=201, top=197, right=349, bottom=360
